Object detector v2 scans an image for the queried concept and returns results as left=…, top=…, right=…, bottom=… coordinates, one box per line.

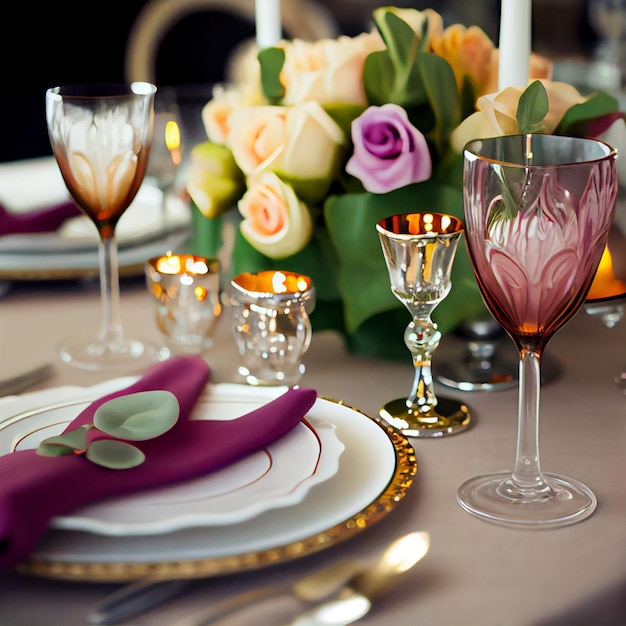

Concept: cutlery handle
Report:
left=187, top=583, right=290, bottom=626
left=88, top=578, right=190, bottom=625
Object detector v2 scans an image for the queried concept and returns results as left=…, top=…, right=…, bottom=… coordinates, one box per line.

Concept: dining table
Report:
left=0, top=224, right=624, bottom=625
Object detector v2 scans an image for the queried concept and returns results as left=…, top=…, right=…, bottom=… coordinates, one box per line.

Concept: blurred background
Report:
left=0, top=0, right=617, bottom=164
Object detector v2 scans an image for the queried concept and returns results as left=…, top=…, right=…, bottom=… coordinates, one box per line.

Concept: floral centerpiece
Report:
left=185, top=6, right=625, bottom=360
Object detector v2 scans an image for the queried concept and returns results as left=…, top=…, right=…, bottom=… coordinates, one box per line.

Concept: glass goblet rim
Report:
left=463, top=133, right=617, bottom=168
left=376, top=212, right=464, bottom=239
left=46, top=82, right=157, bottom=101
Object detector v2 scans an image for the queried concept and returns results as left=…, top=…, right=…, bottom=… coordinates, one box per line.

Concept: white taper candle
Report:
left=498, top=0, right=532, bottom=90
left=255, top=0, right=282, bottom=50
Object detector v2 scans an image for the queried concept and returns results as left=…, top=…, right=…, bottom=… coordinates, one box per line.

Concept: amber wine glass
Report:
left=46, top=83, right=170, bottom=371
left=458, top=134, right=618, bottom=527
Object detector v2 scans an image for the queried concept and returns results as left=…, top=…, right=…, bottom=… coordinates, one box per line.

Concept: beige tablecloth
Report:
left=0, top=276, right=624, bottom=626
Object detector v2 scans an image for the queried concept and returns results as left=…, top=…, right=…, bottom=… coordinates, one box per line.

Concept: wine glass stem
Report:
left=511, top=349, right=549, bottom=491
left=98, top=236, right=124, bottom=347
left=407, top=316, right=440, bottom=413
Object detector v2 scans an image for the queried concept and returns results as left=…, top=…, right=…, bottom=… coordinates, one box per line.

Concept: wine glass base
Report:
left=457, top=471, right=597, bottom=528
left=435, top=341, right=562, bottom=392
left=58, top=336, right=171, bottom=372
left=379, top=396, right=471, bottom=438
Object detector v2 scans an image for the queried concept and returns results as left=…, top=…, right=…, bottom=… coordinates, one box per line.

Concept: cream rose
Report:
left=238, top=171, right=313, bottom=259
left=451, top=80, right=587, bottom=153
left=279, top=32, right=385, bottom=106
left=226, top=101, right=344, bottom=201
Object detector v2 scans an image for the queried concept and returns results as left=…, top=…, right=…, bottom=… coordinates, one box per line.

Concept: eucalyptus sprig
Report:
left=36, top=391, right=180, bottom=470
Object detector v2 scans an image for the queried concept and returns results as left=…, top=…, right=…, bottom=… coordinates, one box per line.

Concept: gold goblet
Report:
left=376, top=212, right=471, bottom=438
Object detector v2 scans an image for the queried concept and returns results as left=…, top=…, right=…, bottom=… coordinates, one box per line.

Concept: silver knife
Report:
left=88, top=578, right=191, bottom=625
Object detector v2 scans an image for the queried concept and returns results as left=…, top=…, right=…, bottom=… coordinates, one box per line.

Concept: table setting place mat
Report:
left=0, top=357, right=417, bottom=582
left=0, top=157, right=191, bottom=279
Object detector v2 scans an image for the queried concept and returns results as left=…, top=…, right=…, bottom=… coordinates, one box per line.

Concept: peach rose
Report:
left=201, top=83, right=268, bottom=145
left=238, top=171, right=313, bottom=259
left=451, top=80, right=587, bottom=153
left=429, top=23, right=495, bottom=98
left=225, top=101, right=344, bottom=201
left=279, top=32, right=385, bottom=106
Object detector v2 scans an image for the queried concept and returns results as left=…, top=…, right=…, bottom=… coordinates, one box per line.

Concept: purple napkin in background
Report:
left=0, top=200, right=81, bottom=236
left=0, top=354, right=317, bottom=570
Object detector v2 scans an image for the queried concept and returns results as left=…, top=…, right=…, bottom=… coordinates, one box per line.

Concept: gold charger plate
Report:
left=6, top=383, right=416, bottom=582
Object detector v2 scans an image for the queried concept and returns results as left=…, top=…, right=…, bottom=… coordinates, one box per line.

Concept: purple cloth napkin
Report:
left=0, top=201, right=81, bottom=236
left=0, top=354, right=317, bottom=570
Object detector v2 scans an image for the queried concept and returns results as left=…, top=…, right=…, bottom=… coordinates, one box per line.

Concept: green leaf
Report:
left=37, top=425, right=90, bottom=457
left=557, top=91, right=620, bottom=136
left=189, top=206, right=224, bottom=258
left=517, top=80, right=549, bottom=134
left=259, top=47, right=286, bottom=102
left=372, top=8, right=422, bottom=67
left=364, top=51, right=404, bottom=105
left=366, top=10, right=428, bottom=105
left=416, top=53, right=461, bottom=152
left=93, top=391, right=180, bottom=441
left=86, top=439, right=146, bottom=470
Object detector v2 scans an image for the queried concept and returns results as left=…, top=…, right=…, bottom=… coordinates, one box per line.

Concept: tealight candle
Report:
left=145, top=254, right=222, bottom=354
left=588, top=245, right=626, bottom=300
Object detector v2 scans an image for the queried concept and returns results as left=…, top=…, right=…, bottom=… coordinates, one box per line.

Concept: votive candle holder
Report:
left=145, top=253, right=221, bottom=354
left=226, top=270, right=316, bottom=386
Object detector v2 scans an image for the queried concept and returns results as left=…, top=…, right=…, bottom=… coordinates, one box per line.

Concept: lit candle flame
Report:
left=588, top=245, right=626, bottom=300
left=165, top=120, right=182, bottom=166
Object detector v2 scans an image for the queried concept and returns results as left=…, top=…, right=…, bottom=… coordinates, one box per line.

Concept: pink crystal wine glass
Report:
left=457, top=134, right=617, bottom=527
left=46, top=83, right=170, bottom=371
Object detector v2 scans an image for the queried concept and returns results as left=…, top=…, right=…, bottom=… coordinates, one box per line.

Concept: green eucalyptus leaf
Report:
left=37, top=425, right=90, bottom=457
left=93, top=391, right=180, bottom=441
left=517, top=80, right=549, bottom=134
left=86, top=439, right=146, bottom=470
left=259, top=46, right=286, bottom=102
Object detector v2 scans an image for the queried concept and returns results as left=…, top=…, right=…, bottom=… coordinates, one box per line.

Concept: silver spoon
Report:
left=286, top=531, right=430, bottom=626
left=183, top=532, right=429, bottom=626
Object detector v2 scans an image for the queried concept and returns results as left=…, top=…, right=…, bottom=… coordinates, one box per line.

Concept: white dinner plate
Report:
left=1, top=384, right=344, bottom=535
left=0, top=381, right=416, bottom=582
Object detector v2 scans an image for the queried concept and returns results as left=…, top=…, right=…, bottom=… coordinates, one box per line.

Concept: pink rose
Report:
left=346, top=104, right=432, bottom=193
